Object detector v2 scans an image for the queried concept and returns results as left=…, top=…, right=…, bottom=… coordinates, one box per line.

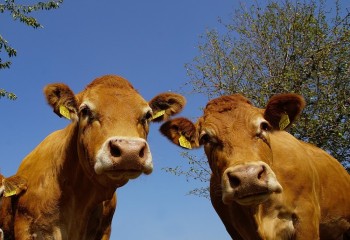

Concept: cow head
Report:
left=44, top=75, right=185, bottom=188
left=160, top=93, right=305, bottom=206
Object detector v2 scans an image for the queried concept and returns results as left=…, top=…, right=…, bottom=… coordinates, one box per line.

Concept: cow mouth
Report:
left=223, top=189, right=273, bottom=205
left=104, top=169, right=143, bottom=180
left=235, top=191, right=271, bottom=205
left=105, top=166, right=153, bottom=179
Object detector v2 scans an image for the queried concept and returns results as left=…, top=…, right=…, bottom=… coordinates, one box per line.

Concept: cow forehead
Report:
left=204, top=94, right=252, bottom=114
left=85, top=75, right=135, bottom=91
left=200, top=94, right=259, bottom=131
left=78, top=76, right=149, bottom=111
left=81, top=90, right=148, bottom=110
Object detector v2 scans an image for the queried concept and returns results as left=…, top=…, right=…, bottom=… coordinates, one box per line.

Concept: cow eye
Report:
left=81, top=107, right=89, bottom=116
left=144, top=111, right=153, bottom=121
left=199, top=132, right=211, bottom=145
left=257, top=121, right=271, bottom=145
left=260, top=121, right=271, bottom=131
left=141, top=110, right=153, bottom=125
left=79, top=105, right=93, bottom=119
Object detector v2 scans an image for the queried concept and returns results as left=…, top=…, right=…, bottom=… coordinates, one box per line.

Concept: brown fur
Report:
left=85, top=74, right=135, bottom=91
left=204, top=94, right=252, bottom=114
left=160, top=93, right=350, bottom=239
left=149, top=93, right=186, bottom=122
left=0, top=75, right=186, bottom=240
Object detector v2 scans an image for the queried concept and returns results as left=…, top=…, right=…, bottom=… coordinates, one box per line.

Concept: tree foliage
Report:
left=0, top=89, right=17, bottom=100
left=163, top=152, right=211, bottom=198
left=0, top=0, right=63, bottom=100
left=171, top=0, right=350, bottom=197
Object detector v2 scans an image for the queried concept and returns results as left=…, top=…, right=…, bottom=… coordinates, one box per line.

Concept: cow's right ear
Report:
left=0, top=175, right=27, bottom=198
left=264, top=93, right=305, bottom=130
left=44, top=83, right=78, bottom=121
left=160, top=117, right=199, bottom=149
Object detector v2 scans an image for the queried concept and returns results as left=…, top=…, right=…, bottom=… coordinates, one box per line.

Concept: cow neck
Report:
left=12, top=122, right=114, bottom=238
left=53, top=123, right=114, bottom=238
left=229, top=203, right=262, bottom=239
left=59, top=123, right=114, bottom=205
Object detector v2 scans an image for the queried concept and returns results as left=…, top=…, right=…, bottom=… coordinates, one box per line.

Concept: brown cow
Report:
left=0, top=75, right=186, bottom=240
left=0, top=174, right=27, bottom=240
left=160, top=93, right=350, bottom=239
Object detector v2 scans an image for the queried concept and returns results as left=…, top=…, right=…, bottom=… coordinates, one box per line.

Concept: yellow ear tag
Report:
left=59, top=105, right=71, bottom=120
left=279, top=113, right=290, bottom=130
left=2, top=176, right=27, bottom=197
left=3, top=179, right=18, bottom=197
left=179, top=135, right=192, bottom=149
left=152, top=110, right=165, bottom=120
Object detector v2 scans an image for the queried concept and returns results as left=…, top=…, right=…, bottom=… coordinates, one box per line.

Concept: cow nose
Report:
left=109, top=138, right=147, bottom=160
left=107, top=138, right=153, bottom=174
left=222, top=162, right=283, bottom=205
left=227, top=164, right=267, bottom=190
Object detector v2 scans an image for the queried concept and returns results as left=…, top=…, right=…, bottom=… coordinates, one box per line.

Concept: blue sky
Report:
left=1, top=1, right=349, bottom=239
left=0, top=1, right=244, bottom=239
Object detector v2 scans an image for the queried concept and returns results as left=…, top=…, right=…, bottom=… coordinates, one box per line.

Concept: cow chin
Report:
left=95, top=168, right=152, bottom=188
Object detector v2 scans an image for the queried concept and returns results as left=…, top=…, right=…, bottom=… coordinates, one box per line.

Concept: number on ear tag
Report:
left=59, top=105, right=71, bottom=120
left=179, top=135, right=192, bottom=149
left=279, top=113, right=290, bottom=130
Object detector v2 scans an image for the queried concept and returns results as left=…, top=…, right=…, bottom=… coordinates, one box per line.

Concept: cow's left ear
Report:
left=264, top=93, right=306, bottom=130
left=44, top=83, right=79, bottom=121
left=149, top=93, right=186, bottom=122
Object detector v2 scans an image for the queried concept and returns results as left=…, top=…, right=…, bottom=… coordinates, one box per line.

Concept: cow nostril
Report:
left=257, top=165, right=266, bottom=180
left=110, top=142, right=121, bottom=158
left=139, top=146, right=145, bottom=158
left=229, top=175, right=241, bottom=188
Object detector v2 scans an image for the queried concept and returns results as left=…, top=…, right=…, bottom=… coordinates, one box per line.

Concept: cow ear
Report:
left=44, top=83, right=78, bottom=121
left=149, top=93, right=186, bottom=122
left=0, top=175, right=27, bottom=197
left=264, top=93, right=306, bottom=130
left=160, top=117, right=199, bottom=149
